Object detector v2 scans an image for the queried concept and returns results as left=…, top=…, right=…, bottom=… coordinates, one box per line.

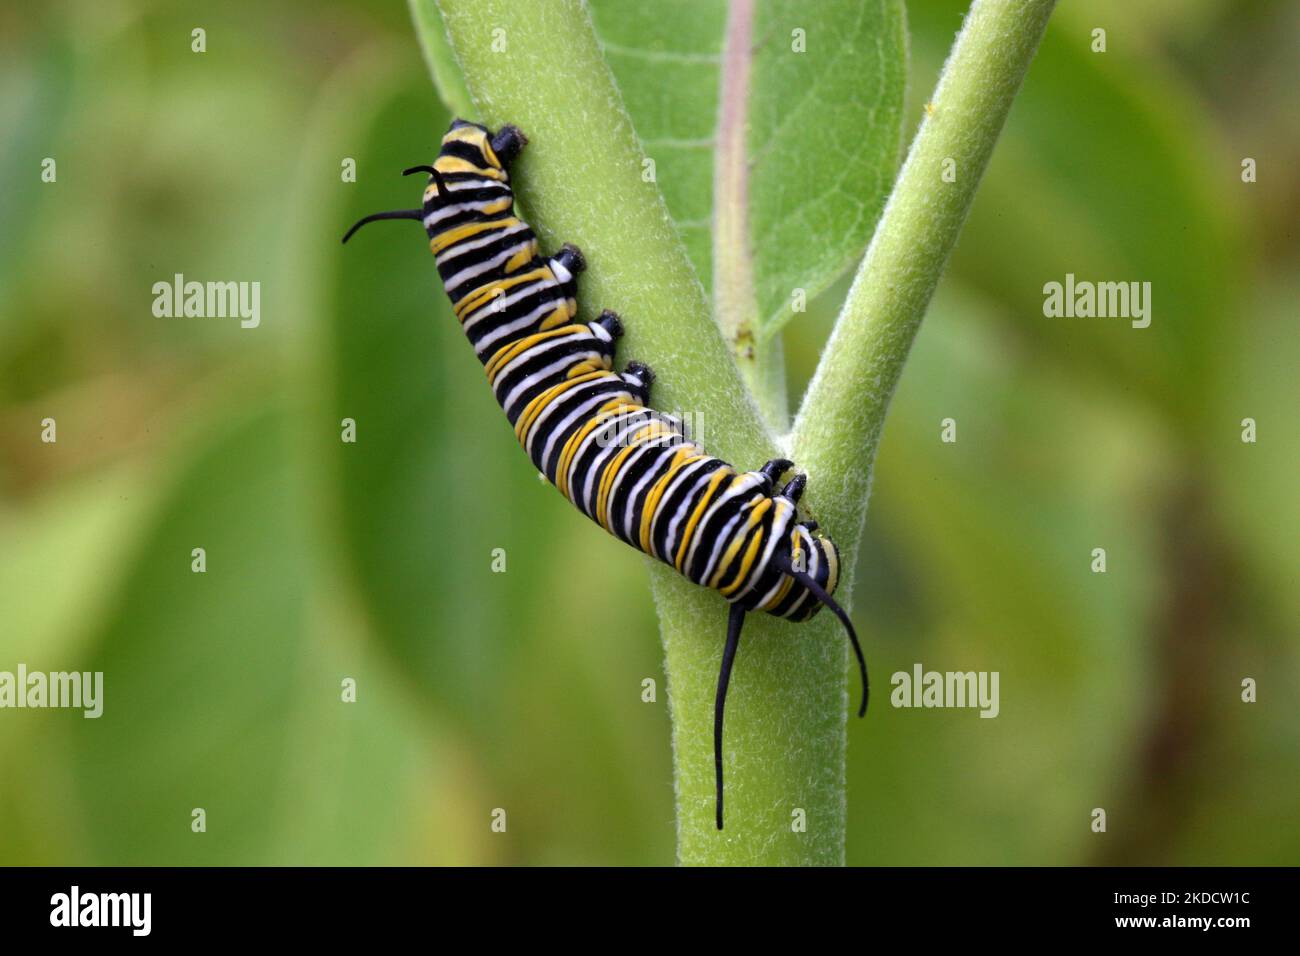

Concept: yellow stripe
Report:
left=484, top=325, right=585, bottom=383
left=505, top=241, right=536, bottom=272
left=441, top=128, right=506, bottom=174
left=453, top=267, right=550, bottom=320
left=431, top=217, right=518, bottom=255
left=538, top=302, right=575, bottom=329
left=823, top=539, right=840, bottom=594
left=594, top=444, right=641, bottom=532
left=673, top=468, right=732, bottom=572
left=555, top=399, right=636, bottom=499
left=709, top=500, right=771, bottom=590
left=595, top=421, right=674, bottom=531
left=721, top=520, right=770, bottom=597
left=766, top=573, right=795, bottom=610
left=513, top=371, right=607, bottom=445
left=638, top=451, right=706, bottom=554
left=444, top=127, right=488, bottom=148
left=435, top=155, right=504, bottom=180
left=568, top=357, right=611, bottom=377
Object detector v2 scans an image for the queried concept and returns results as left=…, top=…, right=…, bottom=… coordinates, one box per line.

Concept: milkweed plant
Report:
left=408, top=0, right=1057, bottom=865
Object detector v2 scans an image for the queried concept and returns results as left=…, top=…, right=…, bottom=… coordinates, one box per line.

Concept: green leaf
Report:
left=588, top=0, right=727, bottom=294
left=15, top=405, right=478, bottom=865
left=589, top=0, right=908, bottom=344
left=748, top=0, right=907, bottom=339
left=587, top=0, right=905, bottom=425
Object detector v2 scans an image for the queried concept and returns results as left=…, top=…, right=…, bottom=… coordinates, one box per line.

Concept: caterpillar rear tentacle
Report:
left=342, top=118, right=868, bottom=829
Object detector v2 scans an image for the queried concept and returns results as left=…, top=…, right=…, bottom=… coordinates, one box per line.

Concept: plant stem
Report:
left=713, top=0, right=788, bottom=431
left=792, top=0, right=1058, bottom=560
left=408, top=0, right=476, bottom=118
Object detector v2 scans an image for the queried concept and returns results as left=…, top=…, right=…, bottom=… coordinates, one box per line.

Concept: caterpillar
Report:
left=343, top=119, right=867, bottom=829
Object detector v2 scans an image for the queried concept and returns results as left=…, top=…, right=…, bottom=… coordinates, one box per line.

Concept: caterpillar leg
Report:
left=780, top=473, right=807, bottom=503
left=621, top=361, right=655, bottom=401
left=594, top=309, right=623, bottom=340
left=549, top=244, right=586, bottom=287
left=758, top=458, right=794, bottom=488
left=714, top=602, right=747, bottom=830
left=489, top=124, right=528, bottom=166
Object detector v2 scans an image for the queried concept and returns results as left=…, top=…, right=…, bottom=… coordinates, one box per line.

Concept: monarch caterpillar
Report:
left=343, top=119, right=868, bottom=829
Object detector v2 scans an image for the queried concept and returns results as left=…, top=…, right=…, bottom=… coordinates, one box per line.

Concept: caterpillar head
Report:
left=758, top=479, right=866, bottom=718
left=782, top=524, right=841, bottom=622
left=756, top=469, right=841, bottom=621
left=440, top=119, right=527, bottom=173
left=416, top=120, right=528, bottom=213
left=340, top=119, right=528, bottom=244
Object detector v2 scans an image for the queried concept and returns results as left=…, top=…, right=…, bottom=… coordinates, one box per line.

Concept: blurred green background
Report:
left=1, top=0, right=1296, bottom=865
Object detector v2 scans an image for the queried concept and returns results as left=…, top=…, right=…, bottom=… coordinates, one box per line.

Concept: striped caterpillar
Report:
left=343, top=119, right=867, bottom=829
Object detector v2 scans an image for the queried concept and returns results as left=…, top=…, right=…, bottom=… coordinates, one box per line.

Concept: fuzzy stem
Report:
left=792, top=0, right=1058, bottom=560
left=408, top=0, right=475, bottom=118
left=713, top=0, right=788, bottom=431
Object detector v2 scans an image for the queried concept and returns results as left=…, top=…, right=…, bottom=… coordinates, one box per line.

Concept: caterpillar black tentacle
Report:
left=343, top=118, right=868, bottom=829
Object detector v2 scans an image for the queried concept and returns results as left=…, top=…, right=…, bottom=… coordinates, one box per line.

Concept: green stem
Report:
left=750, top=332, right=789, bottom=430
left=792, top=0, right=1058, bottom=559
left=712, top=0, right=787, bottom=431
left=408, top=0, right=475, bottom=118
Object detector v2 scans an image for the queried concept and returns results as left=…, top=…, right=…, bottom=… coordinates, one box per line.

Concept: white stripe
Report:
left=528, top=385, right=617, bottom=463
left=445, top=240, right=534, bottom=294
left=681, top=474, right=760, bottom=575
left=472, top=296, right=565, bottom=353
left=660, top=462, right=724, bottom=562
left=578, top=412, right=656, bottom=513
left=735, top=506, right=792, bottom=604
left=616, top=441, right=685, bottom=539
left=502, top=346, right=599, bottom=417
left=434, top=222, right=529, bottom=266
left=424, top=199, right=488, bottom=228
left=696, top=511, right=746, bottom=585
left=423, top=182, right=512, bottom=227
left=619, top=437, right=689, bottom=529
